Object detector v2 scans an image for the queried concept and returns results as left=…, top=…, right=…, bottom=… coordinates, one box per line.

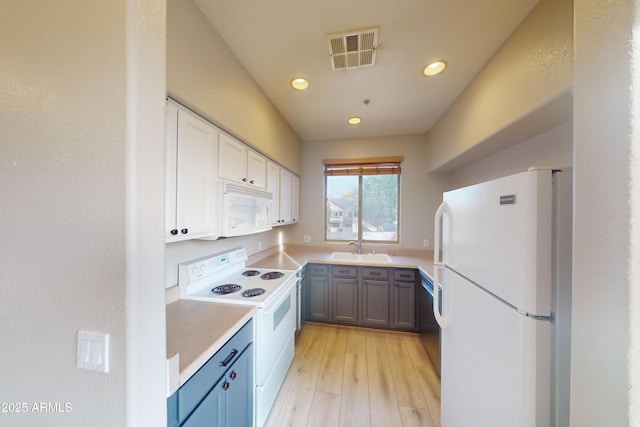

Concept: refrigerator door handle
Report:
left=433, top=201, right=450, bottom=329
left=433, top=201, right=448, bottom=267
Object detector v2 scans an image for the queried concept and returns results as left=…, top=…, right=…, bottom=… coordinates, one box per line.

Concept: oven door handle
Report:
left=263, top=281, right=294, bottom=314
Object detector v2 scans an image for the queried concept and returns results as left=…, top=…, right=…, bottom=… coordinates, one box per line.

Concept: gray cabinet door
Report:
left=392, top=281, right=416, bottom=329
left=332, top=278, right=358, bottom=323
left=308, top=276, right=330, bottom=321
left=362, top=279, right=390, bottom=326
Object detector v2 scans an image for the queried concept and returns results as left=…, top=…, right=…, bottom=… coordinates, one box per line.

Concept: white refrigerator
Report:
left=433, top=169, right=572, bottom=427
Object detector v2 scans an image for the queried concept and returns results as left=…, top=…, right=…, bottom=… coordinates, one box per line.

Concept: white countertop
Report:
left=166, top=300, right=256, bottom=388
left=248, top=244, right=435, bottom=280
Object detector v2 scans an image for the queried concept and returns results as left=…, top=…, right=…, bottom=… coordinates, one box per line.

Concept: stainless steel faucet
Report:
left=348, top=240, right=363, bottom=254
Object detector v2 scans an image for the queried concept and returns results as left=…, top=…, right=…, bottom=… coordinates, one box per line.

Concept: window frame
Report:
left=323, top=157, right=402, bottom=244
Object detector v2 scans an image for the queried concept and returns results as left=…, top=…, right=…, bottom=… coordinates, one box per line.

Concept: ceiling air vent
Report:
left=327, top=27, right=379, bottom=71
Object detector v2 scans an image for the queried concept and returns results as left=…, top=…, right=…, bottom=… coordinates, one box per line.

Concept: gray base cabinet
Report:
left=393, top=269, right=417, bottom=329
left=362, top=279, right=390, bottom=326
left=333, top=278, right=358, bottom=323
left=306, top=265, right=330, bottom=321
left=305, top=264, right=417, bottom=331
left=332, top=265, right=359, bottom=323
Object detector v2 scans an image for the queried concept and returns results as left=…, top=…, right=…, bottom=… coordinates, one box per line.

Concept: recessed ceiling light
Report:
left=290, top=77, right=309, bottom=90
left=423, top=60, right=447, bottom=77
left=348, top=117, right=362, bottom=125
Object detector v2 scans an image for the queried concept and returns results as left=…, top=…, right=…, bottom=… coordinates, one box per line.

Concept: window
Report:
left=324, top=157, right=402, bottom=243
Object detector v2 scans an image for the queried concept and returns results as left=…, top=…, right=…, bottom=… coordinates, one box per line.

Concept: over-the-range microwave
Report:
left=201, top=181, right=273, bottom=240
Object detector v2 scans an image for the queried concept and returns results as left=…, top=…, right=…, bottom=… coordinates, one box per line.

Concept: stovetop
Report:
left=178, top=248, right=296, bottom=307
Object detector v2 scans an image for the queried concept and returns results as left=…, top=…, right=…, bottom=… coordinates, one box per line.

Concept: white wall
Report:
left=450, top=122, right=573, bottom=189
left=292, top=135, right=449, bottom=250
left=167, top=0, right=301, bottom=174
left=424, top=0, right=573, bottom=173
left=0, top=1, right=166, bottom=426
left=572, top=1, right=638, bottom=425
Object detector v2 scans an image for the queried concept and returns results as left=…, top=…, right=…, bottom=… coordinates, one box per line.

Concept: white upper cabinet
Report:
left=247, top=150, right=267, bottom=189
left=271, top=167, right=299, bottom=226
left=266, top=160, right=281, bottom=226
left=291, top=174, right=299, bottom=224
left=165, top=100, right=220, bottom=242
left=279, top=168, right=293, bottom=224
left=218, top=133, right=247, bottom=183
left=218, top=133, right=267, bottom=190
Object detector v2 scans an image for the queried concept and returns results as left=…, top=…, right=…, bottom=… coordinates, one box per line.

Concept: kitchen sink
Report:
left=329, top=252, right=394, bottom=264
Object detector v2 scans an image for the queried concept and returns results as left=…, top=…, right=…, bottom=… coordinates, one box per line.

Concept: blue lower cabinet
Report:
left=224, top=344, right=253, bottom=427
left=168, top=319, right=254, bottom=427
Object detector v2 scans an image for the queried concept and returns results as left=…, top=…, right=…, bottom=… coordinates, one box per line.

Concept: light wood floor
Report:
left=265, top=323, right=442, bottom=427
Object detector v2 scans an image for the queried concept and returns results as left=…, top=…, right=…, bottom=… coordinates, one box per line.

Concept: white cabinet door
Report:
left=166, top=101, right=219, bottom=242
left=247, top=150, right=267, bottom=189
left=218, top=133, right=248, bottom=184
left=165, top=101, right=179, bottom=240
left=291, top=174, right=299, bottom=224
left=266, top=161, right=281, bottom=226
left=279, top=169, right=293, bottom=224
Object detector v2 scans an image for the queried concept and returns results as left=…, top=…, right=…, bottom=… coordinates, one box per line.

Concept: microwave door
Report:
left=224, top=194, right=253, bottom=236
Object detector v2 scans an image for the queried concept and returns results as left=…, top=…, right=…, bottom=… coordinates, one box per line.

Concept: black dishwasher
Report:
left=419, top=273, right=441, bottom=377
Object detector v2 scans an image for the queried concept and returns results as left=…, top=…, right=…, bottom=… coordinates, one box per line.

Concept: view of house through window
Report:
left=324, top=157, right=401, bottom=242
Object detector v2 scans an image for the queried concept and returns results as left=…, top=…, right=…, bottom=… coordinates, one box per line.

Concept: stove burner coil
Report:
left=242, top=270, right=261, bottom=277
left=242, top=288, right=266, bottom=298
left=211, top=284, right=242, bottom=295
left=260, top=271, right=285, bottom=280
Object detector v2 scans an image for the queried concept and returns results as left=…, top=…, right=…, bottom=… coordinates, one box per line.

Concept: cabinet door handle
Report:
left=180, top=228, right=188, bottom=234
left=400, top=274, right=411, bottom=278
left=250, top=180, right=255, bottom=184
left=219, top=348, right=238, bottom=367
left=230, top=371, right=237, bottom=380
left=170, top=229, right=178, bottom=235
left=370, top=272, right=381, bottom=276
left=242, top=177, right=247, bottom=182
left=222, top=381, right=230, bottom=391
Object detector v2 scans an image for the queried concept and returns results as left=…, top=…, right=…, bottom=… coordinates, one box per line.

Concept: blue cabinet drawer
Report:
left=172, top=318, right=253, bottom=425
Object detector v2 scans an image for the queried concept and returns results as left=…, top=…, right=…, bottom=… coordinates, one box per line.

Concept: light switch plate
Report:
left=303, top=235, right=312, bottom=243
left=77, top=330, right=110, bottom=373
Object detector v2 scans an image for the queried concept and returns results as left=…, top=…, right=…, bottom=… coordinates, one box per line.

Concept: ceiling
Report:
left=194, top=0, right=539, bottom=142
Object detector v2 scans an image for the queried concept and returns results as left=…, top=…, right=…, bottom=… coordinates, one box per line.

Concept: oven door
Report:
left=255, top=279, right=297, bottom=426
left=255, top=280, right=296, bottom=385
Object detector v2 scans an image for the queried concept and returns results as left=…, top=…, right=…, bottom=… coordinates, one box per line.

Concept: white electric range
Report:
left=178, top=248, right=297, bottom=427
